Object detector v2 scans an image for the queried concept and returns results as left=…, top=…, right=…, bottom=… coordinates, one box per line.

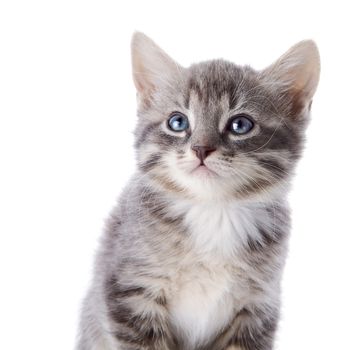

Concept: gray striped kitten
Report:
left=77, top=33, right=320, bottom=350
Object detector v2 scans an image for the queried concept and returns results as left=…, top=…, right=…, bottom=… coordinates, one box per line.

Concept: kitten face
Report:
left=132, top=33, right=320, bottom=200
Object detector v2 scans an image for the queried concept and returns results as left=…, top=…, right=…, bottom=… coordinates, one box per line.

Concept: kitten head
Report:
left=131, top=32, right=320, bottom=201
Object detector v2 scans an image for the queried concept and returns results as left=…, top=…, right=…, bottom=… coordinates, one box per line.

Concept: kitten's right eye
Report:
left=228, top=115, right=254, bottom=135
left=168, top=112, right=189, bottom=132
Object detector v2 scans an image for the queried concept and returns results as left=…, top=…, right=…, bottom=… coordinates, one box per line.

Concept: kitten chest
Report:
left=167, top=202, right=258, bottom=348
left=168, top=261, right=236, bottom=349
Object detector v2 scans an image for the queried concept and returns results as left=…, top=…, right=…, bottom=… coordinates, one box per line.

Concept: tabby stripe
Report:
left=139, top=153, right=161, bottom=172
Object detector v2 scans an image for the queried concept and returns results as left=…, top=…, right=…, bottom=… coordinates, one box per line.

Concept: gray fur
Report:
left=76, top=33, right=320, bottom=350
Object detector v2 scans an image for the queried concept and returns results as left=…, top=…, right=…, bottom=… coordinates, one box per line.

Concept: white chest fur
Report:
left=168, top=200, right=268, bottom=348
left=179, top=200, right=264, bottom=257
left=168, top=260, right=236, bottom=349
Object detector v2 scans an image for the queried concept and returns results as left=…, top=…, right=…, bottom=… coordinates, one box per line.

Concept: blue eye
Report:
left=229, top=115, right=254, bottom=135
left=168, top=113, right=189, bottom=132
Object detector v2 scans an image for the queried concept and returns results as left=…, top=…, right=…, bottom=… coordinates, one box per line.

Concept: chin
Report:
left=167, top=167, right=231, bottom=201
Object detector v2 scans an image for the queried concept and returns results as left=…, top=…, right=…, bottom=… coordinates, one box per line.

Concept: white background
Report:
left=1, top=1, right=349, bottom=349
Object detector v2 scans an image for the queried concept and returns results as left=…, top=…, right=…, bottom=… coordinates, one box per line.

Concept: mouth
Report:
left=190, top=164, right=219, bottom=178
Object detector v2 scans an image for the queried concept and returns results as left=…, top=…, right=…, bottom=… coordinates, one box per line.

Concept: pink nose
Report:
left=191, top=145, right=216, bottom=163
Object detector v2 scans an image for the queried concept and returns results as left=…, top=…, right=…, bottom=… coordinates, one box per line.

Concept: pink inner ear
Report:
left=286, top=88, right=312, bottom=119
left=136, top=75, right=155, bottom=97
left=131, top=32, right=185, bottom=103
left=132, top=57, right=151, bottom=94
left=261, top=40, right=320, bottom=116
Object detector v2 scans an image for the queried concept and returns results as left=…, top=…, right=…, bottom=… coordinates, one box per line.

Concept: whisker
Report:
left=232, top=159, right=291, bottom=177
left=238, top=121, right=284, bottom=155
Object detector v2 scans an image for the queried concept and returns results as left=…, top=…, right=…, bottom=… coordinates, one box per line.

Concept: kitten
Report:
left=76, top=32, right=320, bottom=350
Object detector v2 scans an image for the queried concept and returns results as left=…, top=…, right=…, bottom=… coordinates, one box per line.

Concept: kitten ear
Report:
left=262, top=40, right=320, bottom=115
left=131, top=32, right=183, bottom=99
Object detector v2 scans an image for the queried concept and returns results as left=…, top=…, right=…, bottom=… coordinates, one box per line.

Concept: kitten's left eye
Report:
left=229, top=115, right=254, bottom=135
left=168, top=112, right=189, bottom=132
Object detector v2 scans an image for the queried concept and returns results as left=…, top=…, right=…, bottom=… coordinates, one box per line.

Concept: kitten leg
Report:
left=105, top=277, right=175, bottom=350
left=226, top=305, right=278, bottom=350
left=76, top=288, right=117, bottom=350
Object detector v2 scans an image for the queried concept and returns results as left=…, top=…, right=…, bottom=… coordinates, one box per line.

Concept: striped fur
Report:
left=76, top=33, right=320, bottom=350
